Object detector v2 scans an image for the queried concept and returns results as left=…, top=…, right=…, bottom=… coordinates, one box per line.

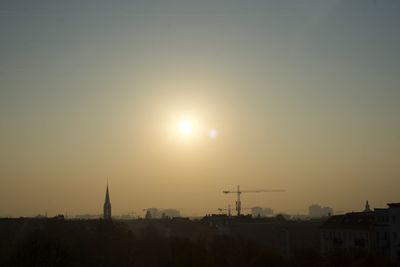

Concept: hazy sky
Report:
left=1, top=0, right=399, bottom=217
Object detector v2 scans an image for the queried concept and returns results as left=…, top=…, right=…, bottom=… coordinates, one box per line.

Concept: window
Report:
left=393, top=232, right=397, bottom=241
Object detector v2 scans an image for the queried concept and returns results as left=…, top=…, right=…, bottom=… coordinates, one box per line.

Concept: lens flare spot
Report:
left=208, top=128, right=218, bottom=139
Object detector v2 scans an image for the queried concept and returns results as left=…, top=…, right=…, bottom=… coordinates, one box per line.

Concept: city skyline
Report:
left=0, top=181, right=386, bottom=219
left=1, top=0, right=400, bottom=217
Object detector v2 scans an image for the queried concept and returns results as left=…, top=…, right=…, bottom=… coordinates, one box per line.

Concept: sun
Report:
left=178, top=120, right=193, bottom=136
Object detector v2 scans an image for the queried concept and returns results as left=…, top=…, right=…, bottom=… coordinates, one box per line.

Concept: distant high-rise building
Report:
left=143, top=208, right=180, bottom=219
left=251, top=207, right=274, bottom=218
left=251, top=207, right=263, bottom=217
left=309, top=204, right=333, bottom=218
left=321, top=207, right=333, bottom=217
left=160, top=209, right=181, bottom=218
left=103, top=183, right=112, bottom=220
left=146, top=208, right=160, bottom=218
left=309, top=204, right=322, bottom=218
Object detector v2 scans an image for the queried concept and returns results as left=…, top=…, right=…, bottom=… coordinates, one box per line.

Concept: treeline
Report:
left=0, top=219, right=393, bottom=267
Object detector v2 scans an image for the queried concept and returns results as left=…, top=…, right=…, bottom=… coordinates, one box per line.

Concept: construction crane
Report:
left=223, top=185, right=285, bottom=216
left=217, top=205, right=232, bottom=216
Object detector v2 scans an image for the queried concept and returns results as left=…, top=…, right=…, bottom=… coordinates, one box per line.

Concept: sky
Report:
left=1, top=0, right=399, bottom=217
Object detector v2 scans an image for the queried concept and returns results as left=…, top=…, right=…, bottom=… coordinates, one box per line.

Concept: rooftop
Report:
left=320, top=212, right=374, bottom=230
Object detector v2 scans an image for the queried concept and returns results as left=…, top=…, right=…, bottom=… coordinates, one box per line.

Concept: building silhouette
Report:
left=251, top=207, right=274, bottom=218
left=143, top=208, right=181, bottom=219
left=320, top=211, right=374, bottom=253
left=103, top=183, right=112, bottom=220
left=309, top=204, right=333, bottom=218
left=320, top=201, right=400, bottom=261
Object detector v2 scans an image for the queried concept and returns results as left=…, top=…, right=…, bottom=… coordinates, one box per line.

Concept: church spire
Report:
left=103, top=181, right=112, bottom=220
left=105, top=182, right=110, bottom=203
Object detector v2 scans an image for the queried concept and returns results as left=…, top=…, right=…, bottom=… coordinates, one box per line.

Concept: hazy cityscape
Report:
left=1, top=0, right=400, bottom=266
left=1, top=183, right=399, bottom=266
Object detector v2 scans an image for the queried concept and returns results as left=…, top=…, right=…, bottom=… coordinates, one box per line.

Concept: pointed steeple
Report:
left=103, top=181, right=112, bottom=220
left=105, top=182, right=110, bottom=204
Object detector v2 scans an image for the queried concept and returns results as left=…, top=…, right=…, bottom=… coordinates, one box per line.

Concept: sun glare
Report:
left=178, top=120, right=193, bottom=136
